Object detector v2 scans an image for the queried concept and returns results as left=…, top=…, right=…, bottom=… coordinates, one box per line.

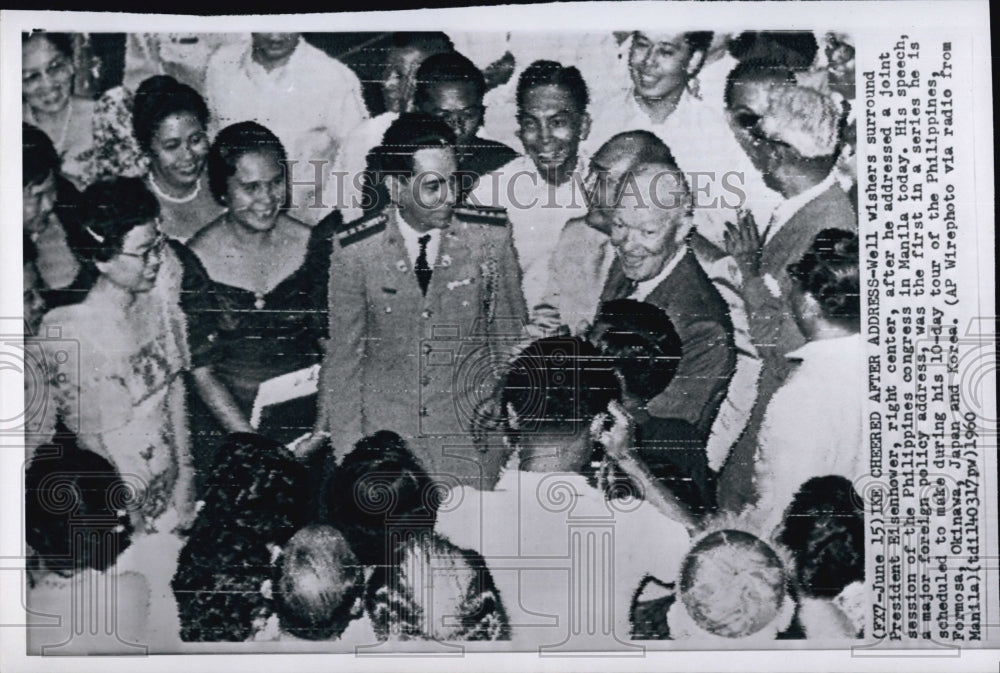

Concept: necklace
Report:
left=149, top=173, right=201, bottom=204
left=27, top=98, right=73, bottom=154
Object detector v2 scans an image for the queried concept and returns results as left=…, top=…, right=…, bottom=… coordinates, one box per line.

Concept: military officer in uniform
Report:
left=312, top=113, right=526, bottom=488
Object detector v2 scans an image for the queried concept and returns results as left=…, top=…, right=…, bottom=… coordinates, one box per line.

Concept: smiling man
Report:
left=598, top=161, right=736, bottom=438
left=470, top=60, right=592, bottom=312
left=314, top=113, right=525, bottom=486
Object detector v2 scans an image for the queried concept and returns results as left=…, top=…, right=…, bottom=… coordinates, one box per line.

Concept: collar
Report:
left=631, top=245, right=688, bottom=301
left=766, top=172, right=838, bottom=241
left=392, top=207, right=443, bottom=267
left=785, top=333, right=862, bottom=362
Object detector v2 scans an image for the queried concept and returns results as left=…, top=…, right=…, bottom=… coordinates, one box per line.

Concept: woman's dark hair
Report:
left=22, top=31, right=73, bottom=59
left=683, top=31, right=715, bottom=54
left=594, top=299, right=683, bottom=402
left=787, top=229, right=860, bottom=330
left=26, top=448, right=134, bottom=577
left=273, top=524, right=363, bottom=640
left=777, top=475, right=864, bottom=598
left=501, top=337, right=620, bottom=437
left=207, top=121, right=288, bottom=206
left=390, top=31, right=454, bottom=54
left=326, top=431, right=439, bottom=566
left=23, top=123, right=60, bottom=188
left=516, top=60, right=589, bottom=115
left=173, top=433, right=309, bottom=642
left=131, top=75, right=209, bottom=154
left=77, top=177, right=160, bottom=264
left=413, top=51, right=486, bottom=109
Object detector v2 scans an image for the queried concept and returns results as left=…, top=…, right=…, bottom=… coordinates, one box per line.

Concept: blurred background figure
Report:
left=22, top=31, right=96, bottom=189
left=205, top=33, right=368, bottom=224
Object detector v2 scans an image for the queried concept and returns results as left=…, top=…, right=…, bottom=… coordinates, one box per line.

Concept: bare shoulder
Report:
left=185, top=213, right=229, bottom=257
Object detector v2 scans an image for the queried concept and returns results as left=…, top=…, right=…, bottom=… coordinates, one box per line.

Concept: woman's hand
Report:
left=724, top=210, right=763, bottom=279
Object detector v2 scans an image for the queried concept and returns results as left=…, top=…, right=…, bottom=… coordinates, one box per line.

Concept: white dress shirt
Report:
left=435, top=455, right=690, bottom=646
left=393, top=209, right=442, bottom=270
left=471, top=155, right=590, bottom=310
left=629, top=245, right=688, bottom=301
left=750, top=333, right=865, bottom=534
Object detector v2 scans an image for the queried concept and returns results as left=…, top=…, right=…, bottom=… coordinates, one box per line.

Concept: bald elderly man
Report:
left=598, top=162, right=736, bottom=438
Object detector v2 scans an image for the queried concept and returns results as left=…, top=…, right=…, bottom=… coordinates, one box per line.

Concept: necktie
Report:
left=624, top=278, right=639, bottom=298
left=415, top=234, right=432, bottom=295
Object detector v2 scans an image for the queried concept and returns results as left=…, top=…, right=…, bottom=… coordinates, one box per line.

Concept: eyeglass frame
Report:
left=116, top=232, right=167, bottom=265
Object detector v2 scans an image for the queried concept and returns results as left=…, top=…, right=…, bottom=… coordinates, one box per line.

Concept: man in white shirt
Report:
left=205, top=33, right=368, bottom=224
left=469, top=60, right=592, bottom=313
left=748, top=229, right=863, bottom=534
left=435, top=337, right=691, bottom=650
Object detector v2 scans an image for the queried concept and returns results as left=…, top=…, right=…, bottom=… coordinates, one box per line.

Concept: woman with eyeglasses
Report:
left=35, top=177, right=200, bottom=537
left=22, top=32, right=95, bottom=190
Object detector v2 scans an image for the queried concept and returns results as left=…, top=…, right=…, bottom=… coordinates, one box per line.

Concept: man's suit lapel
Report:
left=600, top=257, right=631, bottom=304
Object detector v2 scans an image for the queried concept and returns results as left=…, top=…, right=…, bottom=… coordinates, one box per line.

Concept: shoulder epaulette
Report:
left=337, top=211, right=388, bottom=247
left=453, top=204, right=509, bottom=226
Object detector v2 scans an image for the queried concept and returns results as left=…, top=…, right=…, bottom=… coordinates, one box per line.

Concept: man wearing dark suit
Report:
left=313, top=114, right=526, bottom=488
left=597, top=162, right=736, bottom=439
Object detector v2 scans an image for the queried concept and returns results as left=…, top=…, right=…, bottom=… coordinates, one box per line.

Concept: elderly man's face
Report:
left=609, top=197, right=688, bottom=282
left=584, top=140, right=640, bottom=228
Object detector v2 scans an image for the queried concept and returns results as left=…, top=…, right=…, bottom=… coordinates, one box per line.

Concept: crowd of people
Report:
left=22, top=29, right=865, bottom=651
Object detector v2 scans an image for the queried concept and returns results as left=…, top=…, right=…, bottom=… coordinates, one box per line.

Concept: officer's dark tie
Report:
left=415, top=234, right=432, bottom=295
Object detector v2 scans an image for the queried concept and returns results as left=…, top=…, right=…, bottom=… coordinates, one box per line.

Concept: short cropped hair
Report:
left=594, top=299, right=683, bottom=401
left=131, top=75, right=209, bottom=154
left=777, top=476, right=864, bottom=598
left=274, top=525, right=363, bottom=640
left=26, top=448, right=134, bottom=576
left=787, top=229, right=860, bottom=330
left=371, top=112, right=455, bottom=183
left=23, top=123, right=60, bottom=188
left=516, top=60, right=589, bottom=115
left=413, top=51, right=486, bottom=109
left=77, top=177, right=160, bottom=264
left=679, top=529, right=787, bottom=638
left=501, top=337, right=620, bottom=436
left=207, top=121, right=288, bottom=206
left=326, top=431, right=439, bottom=566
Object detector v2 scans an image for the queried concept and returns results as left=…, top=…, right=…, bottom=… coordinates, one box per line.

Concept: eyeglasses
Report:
left=118, top=234, right=166, bottom=264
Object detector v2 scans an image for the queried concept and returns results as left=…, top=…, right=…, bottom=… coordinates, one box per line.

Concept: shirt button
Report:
left=419, top=406, right=429, bottom=417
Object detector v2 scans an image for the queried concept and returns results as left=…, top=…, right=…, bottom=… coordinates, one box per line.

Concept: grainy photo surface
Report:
left=0, top=4, right=995, bottom=671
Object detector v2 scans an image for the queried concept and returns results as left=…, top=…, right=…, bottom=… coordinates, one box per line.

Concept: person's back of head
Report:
left=777, top=475, right=863, bottom=598
left=729, top=31, right=819, bottom=71
left=413, top=51, right=486, bottom=108
left=677, top=529, right=791, bottom=639
left=327, top=431, right=439, bottom=566
left=26, top=448, right=134, bottom=578
left=274, top=524, right=364, bottom=640
left=787, top=229, right=860, bottom=337
left=501, top=336, right=620, bottom=443
left=365, top=532, right=509, bottom=641
left=593, top=299, right=683, bottom=404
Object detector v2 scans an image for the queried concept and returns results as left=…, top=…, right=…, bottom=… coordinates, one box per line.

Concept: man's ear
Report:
left=579, top=112, right=592, bottom=143
left=383, top=174, right=403, bottom=206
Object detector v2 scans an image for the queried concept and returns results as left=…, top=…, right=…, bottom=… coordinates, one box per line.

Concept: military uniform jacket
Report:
left=318, top=206, right=527, bottom=485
